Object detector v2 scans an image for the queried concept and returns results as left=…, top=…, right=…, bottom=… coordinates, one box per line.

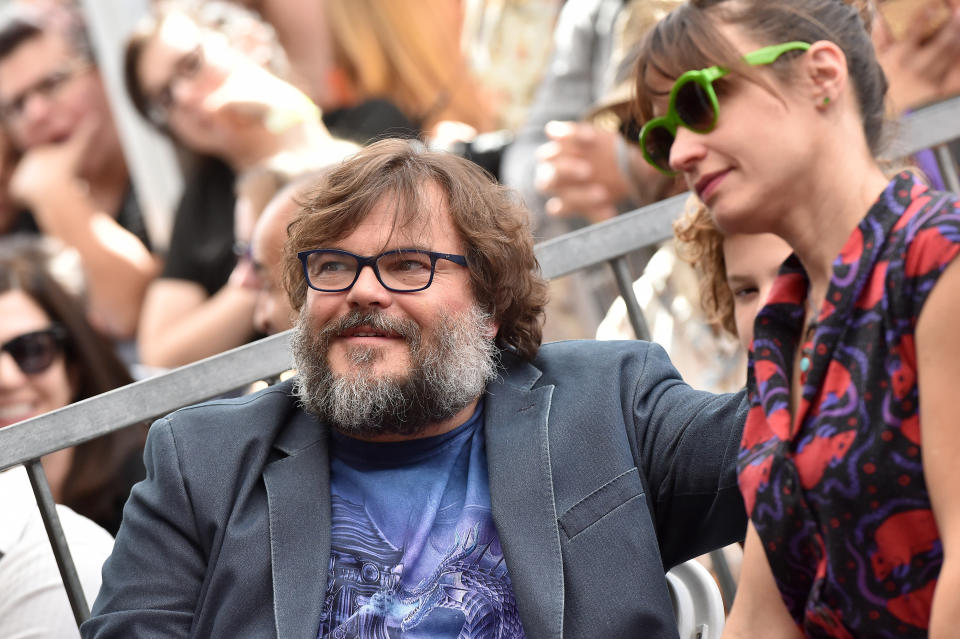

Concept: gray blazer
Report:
left=82, top=340, right=746, bottom=639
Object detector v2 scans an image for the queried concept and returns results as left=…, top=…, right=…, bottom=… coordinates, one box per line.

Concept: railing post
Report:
left=608, top=255, right=652, bottom=342
left=934, top=144, right=960, bottom=194
left=24, top=460, right=90, bottom=626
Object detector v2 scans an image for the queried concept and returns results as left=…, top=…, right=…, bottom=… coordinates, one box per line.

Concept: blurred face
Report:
left=0, top=30, right=116, bottom=172
left=0, top=289, right=74, bottom=428
left=722, top=232, right=793, bottom=350
left=136, top=12, right=237, bottom=155
left=651, top=27, right=814, bottom=234
left=245, top=191, right=296, bottom=335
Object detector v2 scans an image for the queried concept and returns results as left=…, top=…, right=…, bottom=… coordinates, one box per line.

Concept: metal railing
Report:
left=2, top=94, right=960, bottom=627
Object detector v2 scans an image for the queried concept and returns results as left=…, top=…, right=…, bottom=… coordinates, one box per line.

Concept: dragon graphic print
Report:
left=317, top=406, right=525, bottom=638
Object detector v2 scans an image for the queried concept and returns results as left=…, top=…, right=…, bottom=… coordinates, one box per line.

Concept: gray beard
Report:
left=291, top=305, right=499, bottom=438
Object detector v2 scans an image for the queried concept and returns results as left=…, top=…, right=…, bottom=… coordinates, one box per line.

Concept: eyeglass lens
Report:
left=644, top=126, right=675, bottom=172
left=0, top=65, right=84, bottom=122
left=1, top=329, right=62, bottom=375
left=675, top=81, right=716, bottom=131
left=305, top=251, right=437, bottom=291
left=645, top=80, right=718, bottom=171
left=151, top=45, right=204, bottom=123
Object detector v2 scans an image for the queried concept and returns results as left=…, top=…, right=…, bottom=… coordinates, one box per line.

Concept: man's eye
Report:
left=381, top=253, right=431, bottom=272
left=393, top=260, right=429, bottom=272
left=318, top=260, right=351, bottom=272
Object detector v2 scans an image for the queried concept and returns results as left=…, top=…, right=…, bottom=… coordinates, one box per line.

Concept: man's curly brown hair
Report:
left=281, top=139, right=548, bottom=360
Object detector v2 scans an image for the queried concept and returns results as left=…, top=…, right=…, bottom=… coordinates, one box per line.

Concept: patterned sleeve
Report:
left=901, top=194, right=960, bottom=320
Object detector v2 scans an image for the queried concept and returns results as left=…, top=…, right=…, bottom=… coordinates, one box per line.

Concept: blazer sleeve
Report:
left=631, top=341, right=748, bottom=568
left=81, top=417, right=206, bottom=638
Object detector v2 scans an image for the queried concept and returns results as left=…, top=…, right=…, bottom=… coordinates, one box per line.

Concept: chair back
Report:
left=666, top=559, right=725, bottom=639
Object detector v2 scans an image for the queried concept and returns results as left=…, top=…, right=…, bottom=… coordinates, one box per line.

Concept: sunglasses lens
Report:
left=5, top=331, right=59, bottom=374
left=675, top=80, right=716, bottom=132
left=644, top=125, right=676, bottom=172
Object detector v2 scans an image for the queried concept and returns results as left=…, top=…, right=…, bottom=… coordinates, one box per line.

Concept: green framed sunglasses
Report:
left=638, top=41, right=811, bottom=175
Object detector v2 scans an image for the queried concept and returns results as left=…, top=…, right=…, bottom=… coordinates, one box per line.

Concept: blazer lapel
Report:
left=485, top=357, right=564, bottom=639
left=264, top=409, right=331, bottom=639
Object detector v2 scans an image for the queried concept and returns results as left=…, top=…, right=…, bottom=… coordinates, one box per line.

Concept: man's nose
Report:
left=668, top=127, right=707, bottom=175
left=344, top=264, right=393, bottom=308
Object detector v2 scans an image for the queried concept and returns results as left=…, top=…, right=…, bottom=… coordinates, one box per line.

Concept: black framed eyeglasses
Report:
left=0, top=325, right=67, bottom=375
left=298, top=248, right=468, bottom=293
left=0, top=60, right=92, bottom=124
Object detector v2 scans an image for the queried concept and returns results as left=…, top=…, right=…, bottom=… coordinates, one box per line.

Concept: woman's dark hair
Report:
left=634, top=0, right=889, bottom=155
left=123, top=21, right=157, bottom=130
left=0, top=236, right=145, bottom=534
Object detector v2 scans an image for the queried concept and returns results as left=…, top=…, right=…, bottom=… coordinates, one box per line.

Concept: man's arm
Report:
left=500, top=0, right=604, bottom=233
left=9, top=121, right=157, bottom=339
left=632, top=342, right=748, bottom=567
left=81, top=418, right=206, bottom=638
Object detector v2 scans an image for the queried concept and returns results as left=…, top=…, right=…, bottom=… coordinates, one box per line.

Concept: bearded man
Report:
left=84, top=139, right=747, bottom=639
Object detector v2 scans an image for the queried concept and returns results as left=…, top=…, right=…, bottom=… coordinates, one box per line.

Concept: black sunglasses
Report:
left=1, top=326, right=67, bottom=375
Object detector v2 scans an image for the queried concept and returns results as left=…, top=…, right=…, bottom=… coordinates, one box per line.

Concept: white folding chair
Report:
left=666, top=559, right=725, bottom=639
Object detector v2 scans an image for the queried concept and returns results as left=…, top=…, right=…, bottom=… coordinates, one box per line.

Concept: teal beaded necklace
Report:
left=798, top=320, right=818, bottom=386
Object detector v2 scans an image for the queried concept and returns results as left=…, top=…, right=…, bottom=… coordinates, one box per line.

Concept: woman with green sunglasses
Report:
left=634, top=1, right=960, bottom=638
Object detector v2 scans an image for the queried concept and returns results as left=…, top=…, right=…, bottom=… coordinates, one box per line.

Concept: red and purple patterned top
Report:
left=738, top=172, right=960, bottom=637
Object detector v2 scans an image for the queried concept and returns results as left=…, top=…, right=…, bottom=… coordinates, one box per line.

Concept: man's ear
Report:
left=804, top=40, right=849, bottom=106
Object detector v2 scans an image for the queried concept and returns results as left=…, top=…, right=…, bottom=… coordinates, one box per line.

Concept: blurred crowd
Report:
left=2, top=0, right=960, bottom=635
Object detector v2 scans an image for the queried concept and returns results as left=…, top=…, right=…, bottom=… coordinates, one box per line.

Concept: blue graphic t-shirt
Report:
left=317, top=402, right=525, bottom=638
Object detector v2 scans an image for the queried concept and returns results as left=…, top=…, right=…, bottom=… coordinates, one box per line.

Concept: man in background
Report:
left=0, top=1, right=156, bottom=339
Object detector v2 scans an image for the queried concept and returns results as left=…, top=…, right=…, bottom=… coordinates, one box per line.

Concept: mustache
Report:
left=315, top=310, right=420, bottom=344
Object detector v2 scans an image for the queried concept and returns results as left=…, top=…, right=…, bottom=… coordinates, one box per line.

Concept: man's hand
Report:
left=875, top=2, right=960, bottom=114
left=8, top=115, right=96, bottom=213
left=534, top=120, right=630, bottom=223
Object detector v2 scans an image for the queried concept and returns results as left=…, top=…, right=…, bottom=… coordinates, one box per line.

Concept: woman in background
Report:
left=0, top=236, right=145, bottom=535
left=673, top=201, right=793, bottom=351
left=635, top=0, right=960, bottom=636
left=124, top=2, right=355, bottom=369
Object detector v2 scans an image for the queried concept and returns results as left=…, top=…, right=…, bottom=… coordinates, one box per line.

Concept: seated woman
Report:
left=0, top=235, right=146, bottom=535
left=634, top=0, right=960, bottom=636
left=124, top=2, right=355, bottom=369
